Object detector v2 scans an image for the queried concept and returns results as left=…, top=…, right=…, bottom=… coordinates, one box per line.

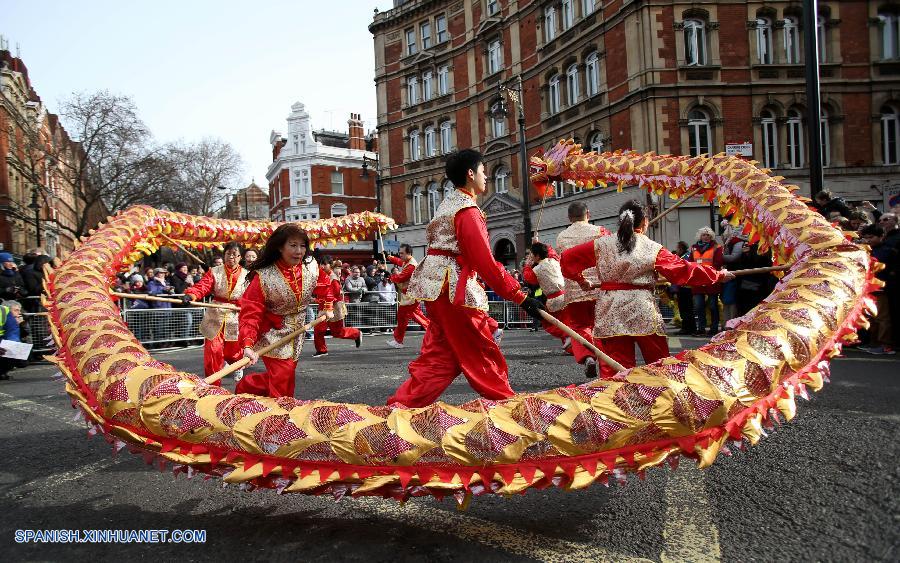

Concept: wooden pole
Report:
left=159, top=233, right=207, bottom=266
left=533, top=197, right=548, bottom=240
left=647, top=186, right=704, bottom=228
left=537, top=309, right=627, bottom=374
left=204, top=314, right=328, bottom=384
left=111, top=291, right=239, bottom=311
left=729, top=265, right=789, bottom=277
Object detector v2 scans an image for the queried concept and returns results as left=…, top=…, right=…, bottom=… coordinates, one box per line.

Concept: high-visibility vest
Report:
left=0, top=305, right=7, bottom=338
left=691, top=245, right=717, bottom=265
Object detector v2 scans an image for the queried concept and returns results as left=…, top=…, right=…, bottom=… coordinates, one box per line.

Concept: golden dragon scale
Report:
left=42, top=141, right=880, bottom=503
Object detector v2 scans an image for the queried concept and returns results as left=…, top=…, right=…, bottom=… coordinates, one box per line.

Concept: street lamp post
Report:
left=216, top=185, right=232, bottom=218
left=242, top=189, right=249, bottom=220
left=802, top=0, right=823, bottom=199
left=493, top=75, right=533, bottom=241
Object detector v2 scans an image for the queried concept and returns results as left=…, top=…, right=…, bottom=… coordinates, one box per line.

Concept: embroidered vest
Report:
left=396, top=257, right=418, bottom=307
left=329, top=272, right=347, bottom=321
left=532, top=258, right=566, bottom=312
left=593, top=234, right=665, bottom=338
left=556, top=221, right=607, bottom=304
left=199, top=265, right=248, bottom=341
left=255, top=260, right=318, bottom=360
left=405, top=189, right=489, bottom=310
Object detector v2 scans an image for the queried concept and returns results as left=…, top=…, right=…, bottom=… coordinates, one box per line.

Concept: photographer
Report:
left=0, top=252, right=28, bottom=302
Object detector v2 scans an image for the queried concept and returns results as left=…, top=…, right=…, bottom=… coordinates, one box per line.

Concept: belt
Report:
left=599, top=282, right=655, bottom=291
left=546, top=290, right=565, bottom=299
left=427, top=248, right=471, bottom=306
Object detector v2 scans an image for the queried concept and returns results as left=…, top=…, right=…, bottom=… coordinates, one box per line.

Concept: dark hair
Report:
left=568, top=201, right=588, bottom=221
left=675, top=241, right=689, bottom=254
left=399, top=243, right=413, bottom=254
left=247, top=224, right=312, bottom=280
left=859, top=224, right=884, bottom=238
left=530, top=242, right=549, bottom=260
left=318, top=254, right=334, bottom=265
left=445, top=149, right=483, bottom=188
left=33, top=254, right=52, bottom=278
left=816, top=189, right=833, bottom=200
left=616, top=199, right=647, bottom=254
left=223, top=242, right=243, bottom=254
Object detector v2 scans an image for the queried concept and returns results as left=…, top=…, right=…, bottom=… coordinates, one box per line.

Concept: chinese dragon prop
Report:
left=44, top=140, right=881, bottom=504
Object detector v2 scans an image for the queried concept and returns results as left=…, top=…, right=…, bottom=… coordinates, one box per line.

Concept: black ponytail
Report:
left=616, top=199, right=647, bottom=253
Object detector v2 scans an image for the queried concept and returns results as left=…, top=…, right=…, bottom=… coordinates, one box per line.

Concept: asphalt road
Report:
left=0, top=330, right=897, bottom=562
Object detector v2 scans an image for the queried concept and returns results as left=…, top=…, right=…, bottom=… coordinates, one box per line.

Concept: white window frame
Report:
left=760, top=110, right=778, bottom=168
left=688, top=109, right=711, bottom=157
left=684, top=19, right=706, bottom=66
left=820, top=107, right=831, bottom=168
left=491, top=101, right=506, bottom=138
left=406, top=28, right=417, bottom=56
left=426, top=182, right=441, bottom=218
left=438, top=65, right=450, bottom=95
left=561, top=0, right=574, bottom=30
left=424, top=125, right=436, bottom=157
left=421, top=21, right=432, bottom=50
left=487, top=40, right=502, bottom=75
left=882, top=106, right=900, bottom=164
left=440, top=121, right=452, bottom=153
left=436, top=15, right=448, bottom=43
left=757, top=17, right=773, bottom=64
left=554, top=181, right=564, bottom=199
left=495, top=166, right=509, bottom=194
left=566, top=64, right=579, bottom=106
left=331, top=203, right=347, bottom=217
left=411, top=186, right=423, bottom=224
left=545, top=7, right=557, bottom=42
left=549, top=74, right=561, bottom=115
left=422, top=70, right=433, bottom=101
left=487, top=0, right=499, bottom=16
left=880, top=14, right=900, bottom=59
left=582, top=0, right=594, bottom=17
left=786, top=109, right=804, bottom=168
left=589, top=131, right=604, bottom=153
left=331, top=171, right=344, bottom=195
left=442, top=179, right=454, bottom=200
left=409, top=130, right=420, bottom=161
left=817, top=16, right=826, bottom=63
left=407, top=76, right=419, bottom=105
left=585, top=51, right=600, bottom=97
left=784, top=17, right=800, bottom=64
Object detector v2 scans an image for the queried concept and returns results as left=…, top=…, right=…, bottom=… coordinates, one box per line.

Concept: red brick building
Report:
left=221, top=182, right=270, bottom=220
left=370, top=1, right=900, bottom=262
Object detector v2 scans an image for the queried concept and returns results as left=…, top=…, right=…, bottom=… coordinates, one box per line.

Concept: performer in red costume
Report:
left=182, top=242, right=247, bottom=383
left=561, top=199, right=734, bottom=378
left=236, top=224, right=333, bottom=398
left=555, top=202, right=612, bottom=378
left=312, top=255, right=361, bottom=357
left=387, top=149, right=544, bottom=407
left=386, top=243, right=430, bottom=349
left=523, top=242, right=578, bottom=346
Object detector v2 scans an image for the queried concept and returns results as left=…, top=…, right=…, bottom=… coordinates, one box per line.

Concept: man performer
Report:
left=386, top=243, right=430, bottom=348
left=312, top=255, right=361, bottom=357
left=183, top=242, right=248, bottom=382
left=522, top=242, right=571, bottom=347
left=555, top=202, right=611, bottom=378
left=387, top=149, right=544, bottom=407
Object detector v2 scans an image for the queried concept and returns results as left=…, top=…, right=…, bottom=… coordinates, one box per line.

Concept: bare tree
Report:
left=168, top=138, right=245, bottom=216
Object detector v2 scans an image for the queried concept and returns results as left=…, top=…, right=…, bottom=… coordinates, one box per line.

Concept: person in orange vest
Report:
left=386, top=243, right=430, bottom=348
left=689, top=226, right=725, bottom=336
left=561, top=200, right=733, bottom=377
left=312, top=255, right=361, bottom=357
left=182, top=242, right=248, bottom=382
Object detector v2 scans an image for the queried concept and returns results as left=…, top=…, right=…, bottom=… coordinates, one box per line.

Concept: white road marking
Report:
left=0, top=394, right=84, bottom=428
left=4, top=458, right=119, bottom=499
left=661, top=464, right=722, bottom=562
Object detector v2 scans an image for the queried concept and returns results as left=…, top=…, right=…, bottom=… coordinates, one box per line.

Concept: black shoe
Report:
left=312, top=351, right=328, bottom=358
left=355, top=336, right=361, bottom=348
left=584, top=359, right=598, bottom=379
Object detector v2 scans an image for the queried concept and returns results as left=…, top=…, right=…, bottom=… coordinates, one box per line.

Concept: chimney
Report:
left=348, top=113, right=365, bottom=151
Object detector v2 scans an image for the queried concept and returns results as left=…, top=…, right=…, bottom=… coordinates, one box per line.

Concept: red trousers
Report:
left=560, top=301, right=597, bottom=364
left=203, top=333, right=243, bottom=384
left=596, top=334, right=669, bottom=379
left=392, top=303, right=430, bottom=344
left=234, top=355, right=297, bottom=398
left=313, top=319, right=361, bottom=353
left=388, top=290, right=514, bottom=407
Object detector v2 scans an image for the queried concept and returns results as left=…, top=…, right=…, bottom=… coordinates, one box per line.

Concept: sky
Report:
left=4, top=0, right=395, bottom=189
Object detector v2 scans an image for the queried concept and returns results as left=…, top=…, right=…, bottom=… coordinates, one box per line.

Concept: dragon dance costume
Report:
left=388, top=254, right=430, bottom=344
left=561, top=233, right=723, bottom=377
left=313, top=270, right=360, bottom=354
left=184, top=264, right=248, bottom=381
left=388, top=188, right=527, bottom=407
left=236, top=259, right=333, bottom=398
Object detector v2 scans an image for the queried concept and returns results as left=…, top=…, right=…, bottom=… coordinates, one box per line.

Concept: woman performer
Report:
left=235, top=224, right=333, bottom=398
left=312, top=255, right=361, bottom=357
left=561, top=199, right=734, bottom=378
left=182, top=242, right=248, bottom=383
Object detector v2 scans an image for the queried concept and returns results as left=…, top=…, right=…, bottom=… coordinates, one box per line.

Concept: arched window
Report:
left=490, top=100, right=506, bottom=138
left=820, top=106, right=831, bottom=168
left=409, top=129, right=420, bottom=161
left=442, top=179, right=454, bottom=200
left=548, top=74, right=561, bottom=114
left=331, top=203, right=347, bottom=218
left=566, top=64, right=579, bottom=106
left=494, top=166, right=509, bottom=194
left=882, top=105, right=900, bottom=164
left=879, top=12, right=900, bottom=59
left=756, top=17, right=773, bottom=64
left=786, top=108, right=804, bottom=169
left=424, top=125, right=436, bottom=157
left=783, top=17, right=800, bottom=64
left=585, top=51, right=600, bottom=97
left=411, top=185, right=424, bottom=224
left=588, top=131, right=605, bottom=154
left=687, top=108, right=711, bottom=157
left=440, top=121, right=453, bottom=153
left=684, top=19, right=706, bottom=66
left=426, top=182, right=440, bottom=218
left=407, top=75, right=419, bottom=105
left=760, top=109, right=778, bottom=168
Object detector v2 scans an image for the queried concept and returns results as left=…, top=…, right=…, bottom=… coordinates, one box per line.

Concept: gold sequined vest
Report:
left=556, top=221, right=607, bottom=305
left=532, top=258, right=566, bottom=312
left=199, top=265, right=248, bottom=341
left=254, top=260, right=319, bottom=360
left=396, top=256, right=418, bottom=307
